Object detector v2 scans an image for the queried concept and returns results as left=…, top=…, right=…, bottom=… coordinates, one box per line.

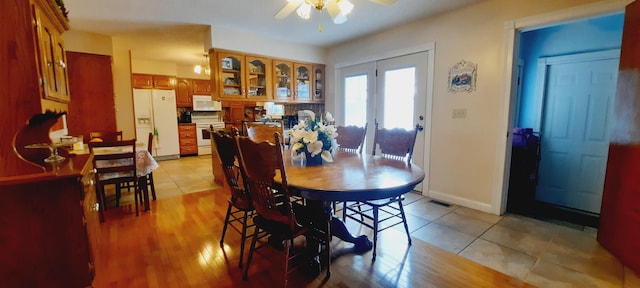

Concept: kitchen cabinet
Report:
left=214, top=51, right=272, bottom=101
left=216, top=51, right=245, bottom=99
left=34, top=2, right=70, bottom=103
left=176, top=78, right=192, bottom=107
left=294, top=63, right=312, bottom=102
left=192, top=79, right=212, bottom=95
left=210, top=49, right=324, bottom=104
left=178, top=124, right=198, bottom=155
left=313, top=64, right=325, bottom=102
left=132, top=74, right=176, bottom=90
left=273, top=60, right=293, bottom=101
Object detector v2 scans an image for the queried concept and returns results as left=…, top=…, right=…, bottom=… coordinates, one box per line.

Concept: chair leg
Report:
left=372, top=206, right=379, bottom=262
left=342, top=202, right=347, bottom=222
left=133, top=182, right=139, bottom=216
left=115, top=184, right=122, bottom=207
left=148, top=172, right=156, bottom=200
left=398, top=200, right=412, bottom=245
left=220, top=203, right=233, bottom=246
left=284, top=238, right=291, bottom=287
left=325, top=217, right=331, bottom=278
left=238, top=210, right=250, bottom=268
left=243, top=226, right=260, bottom=280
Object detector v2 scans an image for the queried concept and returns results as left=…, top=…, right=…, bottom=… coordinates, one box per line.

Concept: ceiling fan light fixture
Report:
left=337, top=0, right=353, bottom=15
left=296, top=2, right=312, bottom=19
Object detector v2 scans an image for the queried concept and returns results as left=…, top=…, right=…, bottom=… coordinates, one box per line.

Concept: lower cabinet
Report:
left=0, top=154, right=97, bottom=287
left=179, top=124, right=198, bottom=155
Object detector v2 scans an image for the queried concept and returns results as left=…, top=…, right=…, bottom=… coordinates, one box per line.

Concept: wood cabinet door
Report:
left=153, top=75, right=175, bottom=90
left=313, top=64, right=325, bottom=102
left=246, top=56, right=272, bottom=101
left=176, top=78, right=191, bottom=107
left=192, top=79, right=212, bottom=95
left=273, top=60, right=293, bottom=101
left=35, top=6, right=69, bottom=102
left=132, top=74, right=153, bottom=89
left=217, top=51, right=245, bottom=99
left=294, top=62, right=312, bottom=102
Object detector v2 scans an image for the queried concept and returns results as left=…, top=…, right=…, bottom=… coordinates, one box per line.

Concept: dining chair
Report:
left=145, top=132, right=157, bottom=201
left=212, top=128, right=256, bottom=268
left=342, top=122, right=418, bottom=261
left=237, top=132, right=330, bottom=286
left=335, top=123, right=368, bottom=154
left=89, top=131, right=123, bottom=142
left=334, top=123, right=368, bottom=211
left=243, top=120, right=285, bottom=146
left=89, top=139, right=143, bottom=221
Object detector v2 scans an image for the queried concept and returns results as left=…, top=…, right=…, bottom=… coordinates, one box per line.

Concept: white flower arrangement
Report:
left=288, top=110, right=338, bottom=162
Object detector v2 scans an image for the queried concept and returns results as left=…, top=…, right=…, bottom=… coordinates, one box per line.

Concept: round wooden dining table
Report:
left=282, top=150, right=425, bottom=253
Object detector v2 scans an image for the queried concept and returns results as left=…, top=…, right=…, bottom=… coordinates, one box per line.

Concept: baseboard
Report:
left=427, top=190, right=495, bottom=215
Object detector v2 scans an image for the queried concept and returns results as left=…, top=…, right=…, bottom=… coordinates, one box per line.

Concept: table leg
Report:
left=314, top=201, right=372, bottom=254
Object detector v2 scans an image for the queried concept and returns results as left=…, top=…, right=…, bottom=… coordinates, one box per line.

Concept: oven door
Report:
left=196, top=124, right=212, bottom=155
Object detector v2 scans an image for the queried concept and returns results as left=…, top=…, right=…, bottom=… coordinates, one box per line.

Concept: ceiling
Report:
left=64, top=0, right=483, bottom=65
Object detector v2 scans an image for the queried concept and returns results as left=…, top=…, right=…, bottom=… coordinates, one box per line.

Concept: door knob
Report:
left=416, top=124, right=424, bottom=131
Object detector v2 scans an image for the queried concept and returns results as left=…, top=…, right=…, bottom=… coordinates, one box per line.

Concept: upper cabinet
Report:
left=313, top=64, right=325, bottom=103
left=246, top=56, right=272, bottom=101
left=273, top=60, right=293, bottom=102
left=216, top=51, right=244, bottom=99
left=175, top=78, right=191, bottom=107
left=132, top=74, right=176, bottom=90
left=294, top=63, right=312, bottom=102
left=33, top=0, right=71, bottom=103
left=192, top=79, right=212, bottom=95
left=211, top=49, right=323, bottom=104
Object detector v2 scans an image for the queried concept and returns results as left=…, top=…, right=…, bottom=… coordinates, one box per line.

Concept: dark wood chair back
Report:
left=336, top=123, right=368, bottom=154
left=372, top=122, right=418, bottom=163
left=90, top=131, right=123, bottom=142
left=243, top=121, right=285, bottom=146
left=89, top=139, right=137, bottom=185
left=146, top=132, right=153, bottom=154
left=235, top=132, right=296, bottom=231
left=213, top=129, right=251, bottom=208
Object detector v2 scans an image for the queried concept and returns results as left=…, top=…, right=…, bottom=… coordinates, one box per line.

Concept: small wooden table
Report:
left=283, top=151, right=425, bottom=253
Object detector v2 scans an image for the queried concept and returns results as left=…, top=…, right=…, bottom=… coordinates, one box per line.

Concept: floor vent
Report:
left=429, top=200, right=451, bottom=207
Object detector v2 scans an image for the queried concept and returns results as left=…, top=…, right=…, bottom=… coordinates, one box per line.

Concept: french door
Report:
left=338, top=52, right=430, bottom=192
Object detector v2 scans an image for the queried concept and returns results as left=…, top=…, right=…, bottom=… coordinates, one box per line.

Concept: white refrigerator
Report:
left=133, top=88, right=180, bottom=160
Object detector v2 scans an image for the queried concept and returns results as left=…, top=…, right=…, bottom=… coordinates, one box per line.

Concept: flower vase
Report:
left=305, top=153, right=323, bottom=166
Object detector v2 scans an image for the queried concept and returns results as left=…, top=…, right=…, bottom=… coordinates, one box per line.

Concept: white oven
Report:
left=191, top=112, right=224, bottom=155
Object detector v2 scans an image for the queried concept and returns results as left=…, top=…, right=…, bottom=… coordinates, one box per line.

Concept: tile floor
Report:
left=151, top=155, right=640, bottom=287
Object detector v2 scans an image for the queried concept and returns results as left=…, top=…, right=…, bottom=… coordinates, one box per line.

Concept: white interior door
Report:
left=536, top=51, right=619, bottom=213
left=339, top=52, right=430, bottom=192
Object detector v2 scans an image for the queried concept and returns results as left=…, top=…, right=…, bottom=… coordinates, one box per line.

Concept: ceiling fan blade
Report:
left=326, top=1, right=347, bottom=24
left=274, top=0, right=303, bottom=19
left=368, top=0, right=398, bottom=5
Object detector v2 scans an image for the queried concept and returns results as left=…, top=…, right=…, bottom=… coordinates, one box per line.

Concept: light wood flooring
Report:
left=92, top=155, right=640, bottom=287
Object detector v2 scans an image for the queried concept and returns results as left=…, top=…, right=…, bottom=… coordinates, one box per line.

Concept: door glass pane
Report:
left=383, top=68, right=415, bottom=129
left=344, top=74, right=367, bottom=126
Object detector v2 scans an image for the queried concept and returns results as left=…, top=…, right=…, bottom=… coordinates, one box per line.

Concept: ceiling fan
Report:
left=275, top=0, right=398, bottom=25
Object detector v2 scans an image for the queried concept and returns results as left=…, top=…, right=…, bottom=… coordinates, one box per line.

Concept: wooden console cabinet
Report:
left=0, top=154, right=98, bottom=287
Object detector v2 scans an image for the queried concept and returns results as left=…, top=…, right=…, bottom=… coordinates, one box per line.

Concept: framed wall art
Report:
left=448, top=60, right=477, bottom=93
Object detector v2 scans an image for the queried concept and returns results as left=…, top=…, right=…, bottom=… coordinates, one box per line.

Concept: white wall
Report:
left=63, top=30, right=113, bottom=56
left=327, top=0, right=620, bottom=214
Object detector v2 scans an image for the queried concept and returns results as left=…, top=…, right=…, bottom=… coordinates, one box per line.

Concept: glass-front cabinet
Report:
left=246, top=56, right=271, bottom=100
left=210, top=49, right=324, bottom=104
left=273, top=60, right=293, bottom=101
left=294, top=63, right=312, bottom=102
left=217, top=51, right=244, bottom=99
left=313, top=64, right=325, bottom=102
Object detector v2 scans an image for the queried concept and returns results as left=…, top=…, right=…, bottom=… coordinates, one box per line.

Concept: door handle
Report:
left=415, top=124, right=424, bottom=131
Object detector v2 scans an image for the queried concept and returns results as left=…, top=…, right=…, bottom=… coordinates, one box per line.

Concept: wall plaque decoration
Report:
left=448, top=60, right=477, bottom=93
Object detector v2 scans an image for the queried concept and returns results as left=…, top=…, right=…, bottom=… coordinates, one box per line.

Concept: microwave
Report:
left=192, top=95, right=222, bottom=111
